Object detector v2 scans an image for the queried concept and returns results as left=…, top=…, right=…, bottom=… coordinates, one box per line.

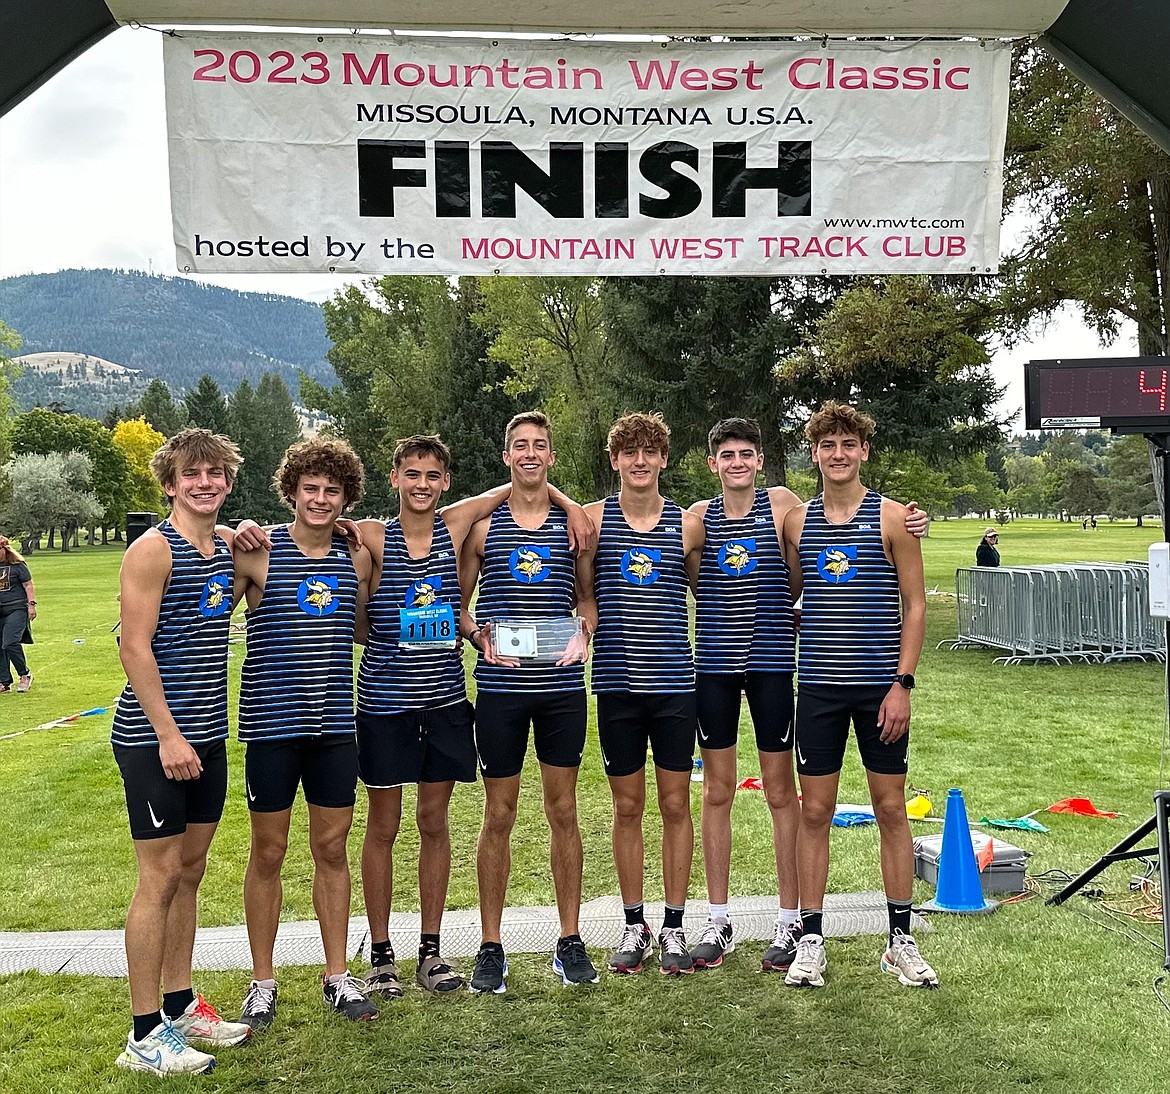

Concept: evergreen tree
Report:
left=134, top=378, right=185, bottom=436
left=183, top=374, right=229, bottom=435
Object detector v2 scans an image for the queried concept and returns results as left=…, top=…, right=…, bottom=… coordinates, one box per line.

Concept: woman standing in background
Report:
left=975, top=528, right=1000, bottom=568
left=0, top=535, right=35, bottom=692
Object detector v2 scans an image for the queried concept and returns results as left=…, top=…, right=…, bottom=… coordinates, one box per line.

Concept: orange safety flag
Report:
left=1046, top=797, right=1120, bottom=818
left=975, top=837, right=995, bottom=873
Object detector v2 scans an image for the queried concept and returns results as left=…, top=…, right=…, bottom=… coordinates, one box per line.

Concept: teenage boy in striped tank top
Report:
left=575, top=412, right=706, bottom=977
left=112, top=429, right=252, bottom=1076
left=232, top=438, right=377, bottom=1027
left=354, top=436, right=591, bottom=1000
left=688, top=418, right=928, bottom=973
left=458, top=411, right=598, bottom=993
left=781, top=401, right=936, bottom=990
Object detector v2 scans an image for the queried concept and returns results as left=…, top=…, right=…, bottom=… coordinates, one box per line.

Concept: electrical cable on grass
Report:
left=1153, top=976, right=1170, bottom=1013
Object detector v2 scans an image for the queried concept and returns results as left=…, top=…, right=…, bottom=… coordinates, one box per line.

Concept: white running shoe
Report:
left=115, top=1018, right=216, bottom=1075
left=784, top=933, right=827, bottom=988
left=880, top=931, right=939, bottom=988
left=172, top=993, right=253, bottom=1046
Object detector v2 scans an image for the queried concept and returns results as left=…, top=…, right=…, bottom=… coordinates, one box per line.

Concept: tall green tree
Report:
left=1104, top=433, right=1157, bottom=525
left=304, top=276, right=457, bottom=515
left=475, top=278, right=620, bottom=499
left=134, top=378, right=186, bottom=437
left=183, top=375, right=230, bottom=435
left=776, top=276, right=1008, bottom=469
left=5, top=451, right=103, bottom=553
left=437, top=278, right=521, bottom=499
left=602, top=276, right=829, bottom=485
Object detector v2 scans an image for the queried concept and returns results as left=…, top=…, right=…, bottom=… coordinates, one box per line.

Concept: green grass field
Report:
left=1, top=517, right=1167, bottom=1093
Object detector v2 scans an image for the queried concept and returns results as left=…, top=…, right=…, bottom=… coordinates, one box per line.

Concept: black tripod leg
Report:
left=1047, top=814, right=1158, bottom=906
left=1156, top=792, right=1170, bottom=970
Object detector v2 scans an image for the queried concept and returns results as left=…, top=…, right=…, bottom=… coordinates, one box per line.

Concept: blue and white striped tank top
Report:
left=695, top=489, right=795, bottom=674
left=591, top=495, right=694, bottom=694
left=797, top=490, right=901, bottom=686
left=111, top=521, right=233, bottom=748
left=357, top=518, right=465, bottom=714
left=237, top=526, right=359, bottom=741
left=474, top=504, right=585, bottom=694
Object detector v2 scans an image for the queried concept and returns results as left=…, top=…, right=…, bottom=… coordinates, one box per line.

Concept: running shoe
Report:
left=363, top=949, right=404, bottom=999
left=0, top=683, right=9, bottom=693
left=552, top=937, right=600, bottom=985
left=323, top=972, right=380, bottom=1020
left=238, top=980, right=278, bottom=1030
left=784, top=933, right=827, bottom=988
left=115, top=1018, right=216, bottom=1075
left=468, top=942, right=508, bottom=994
left=607, top=922, right=654, bottom=975
left=761, top=919, right=801, bottom=972
left=880, top=931, right=939, bottom=988
left=657, top=927, right=695, bottom=976
left=172, top=993, right=252, bottom=1046
left=16, top=674, right=31, bottom=693
left=689, top=919, right=735, bottom=969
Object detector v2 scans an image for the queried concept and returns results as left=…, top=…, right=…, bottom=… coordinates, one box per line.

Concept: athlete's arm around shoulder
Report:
left=457, top=514, right=489, bottom=643
left=118, top=530, right=203, bottom=780
left=353, top=520, right=385, bottom=645
left=440, top=485, right=511, bottom=553
left=572, top=501, right=605, bottom=638
left=780, top=503, right=809, bottom=600
left=681, top=509, right=705, bottom=591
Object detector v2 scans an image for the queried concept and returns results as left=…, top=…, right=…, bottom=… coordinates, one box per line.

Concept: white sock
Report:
left=778, top=907, right=801, bottom=928
left=709, top=902, right=729, bottom=923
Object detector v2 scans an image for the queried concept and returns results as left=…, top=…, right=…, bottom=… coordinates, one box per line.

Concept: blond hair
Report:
left=150, top=428, right=243, bottom=490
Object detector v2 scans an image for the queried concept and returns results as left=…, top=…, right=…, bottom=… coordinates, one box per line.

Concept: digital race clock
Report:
left=1025, top=357, right=1170, bottom=433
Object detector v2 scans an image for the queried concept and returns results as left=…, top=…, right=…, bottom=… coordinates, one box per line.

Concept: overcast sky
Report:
left=0, top=25, right=1137, bottom=425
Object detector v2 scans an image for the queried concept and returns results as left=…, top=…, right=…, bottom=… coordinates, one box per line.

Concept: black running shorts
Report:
left=473, top=689, right=587, bottom=779
left=794, top=683, right=909, bottom=777
left=243, top=735, right=358, bottom=812
left=596, top=691, right=697, bottom=778
left=113, top=739, right=228, bottom=841
left=357, top=700, right=477, bottom=787
left=695, top=671, right=795, bottom=753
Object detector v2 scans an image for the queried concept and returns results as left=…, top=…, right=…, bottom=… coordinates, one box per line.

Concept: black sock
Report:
left=623, top=902, right=645, bottom=926
left=800, top=909, right=823, bottom=938
left=663, top=904, right=685, bottom=930
left=419, top=933, right=441, bottom=960
left=559, top=933, right=583, bottom=946
left=162, top=988, right=194, bottom=1020
left=887, top=900, right=913, bottom=943
left=133, top=1011, right=163, bottom=1043
left=371, top=939, right=395, bottom=966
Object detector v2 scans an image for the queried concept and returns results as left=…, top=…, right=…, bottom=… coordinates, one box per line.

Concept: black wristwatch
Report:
left=893, top=673, right=916, bottom=690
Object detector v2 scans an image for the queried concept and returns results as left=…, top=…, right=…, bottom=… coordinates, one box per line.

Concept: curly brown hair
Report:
left=607, top=412, right=671, bottom=457
left=150, top=428, right=243, bottom=490
left=273, top=437, right=366, bottom=511
left=805, top=400, right=876, bottom=446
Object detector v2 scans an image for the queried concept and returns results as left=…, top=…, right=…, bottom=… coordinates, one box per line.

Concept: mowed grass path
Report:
left=1, top=517, right=1166, bottom=1093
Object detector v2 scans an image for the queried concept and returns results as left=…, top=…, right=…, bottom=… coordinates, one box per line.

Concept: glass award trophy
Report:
left=490, top=617, right=585, bottom=663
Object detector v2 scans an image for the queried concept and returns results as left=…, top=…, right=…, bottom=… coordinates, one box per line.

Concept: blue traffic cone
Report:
left=921, top=788, right=998, bottom=914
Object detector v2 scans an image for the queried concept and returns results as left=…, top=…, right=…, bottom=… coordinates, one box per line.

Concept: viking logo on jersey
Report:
left=198, top=574, right=231, bottom=617
left=621, top=547, right=661, bottom=585
left=509, top=544, right=551, bottom=583
left=298, top=574, right=340, bottom=616
left=816, top=545, right=859, bottom=584
left=718, top=538, right=758, bottom=577
left=406, top=575, right=443, bottom=606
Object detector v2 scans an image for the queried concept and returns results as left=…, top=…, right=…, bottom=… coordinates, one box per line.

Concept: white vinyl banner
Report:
left=163, top=34, right=1011, bottom=276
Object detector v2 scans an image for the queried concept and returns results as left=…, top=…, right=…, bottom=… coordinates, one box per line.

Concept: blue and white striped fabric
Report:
left=694, top=489, right=795, bottom=674
left=357, top=517, right=465, bottom=714
left=473, top=504, right=584, bottom=694
left=112, top=520, right=233, bottom=748
left=237, top=525, right=358, bottom=741
left=797, top=490, right=901, bottom=686
left=591, top=495, right=694, bottom=694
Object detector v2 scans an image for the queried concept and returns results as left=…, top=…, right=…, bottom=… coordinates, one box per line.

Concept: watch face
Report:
left=898, top=673, right=916, bottom=689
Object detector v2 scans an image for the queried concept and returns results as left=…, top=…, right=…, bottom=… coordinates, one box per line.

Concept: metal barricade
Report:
left=944, top=564, right=1166, bottom=665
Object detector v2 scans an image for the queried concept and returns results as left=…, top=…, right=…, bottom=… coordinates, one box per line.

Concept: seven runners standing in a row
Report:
left=111, top=403, right=931, bottom=1076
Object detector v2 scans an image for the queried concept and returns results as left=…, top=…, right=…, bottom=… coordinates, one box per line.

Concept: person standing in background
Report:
left=0, top=535, right=35, bottom=693
left=975, top=528, right=1000, bottom=567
